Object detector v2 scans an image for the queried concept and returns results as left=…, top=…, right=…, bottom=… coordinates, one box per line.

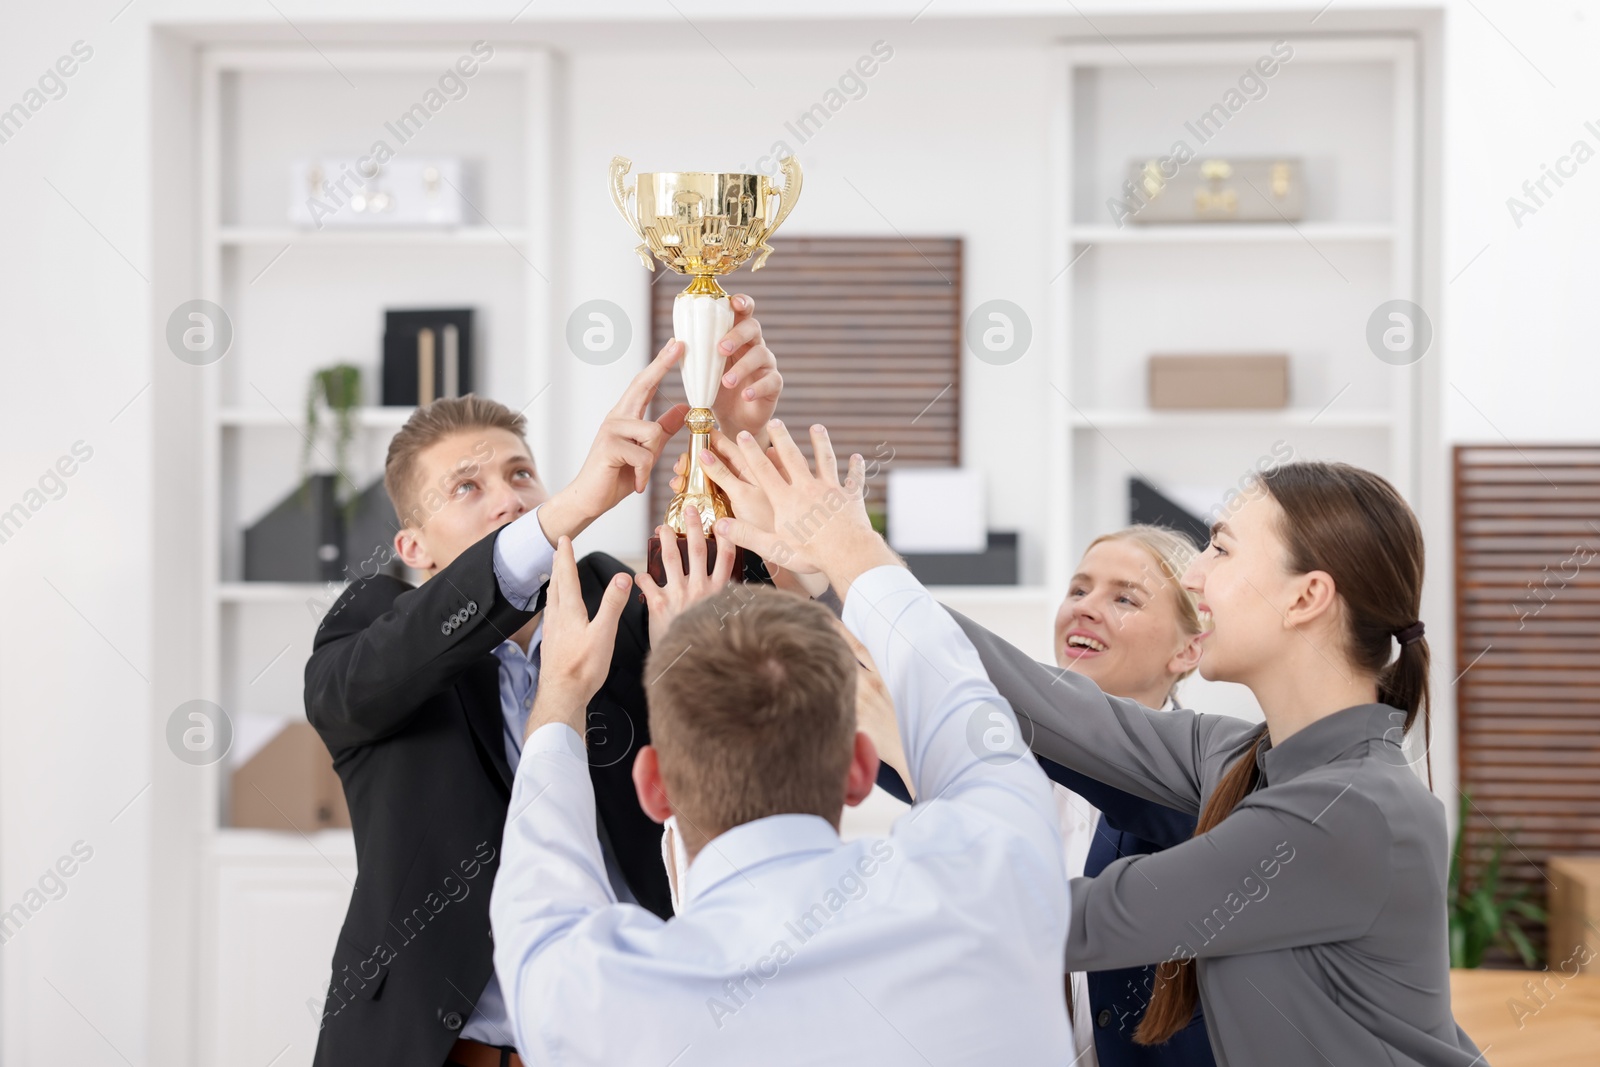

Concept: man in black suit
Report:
left=306, top=297, right=782, bottom=1067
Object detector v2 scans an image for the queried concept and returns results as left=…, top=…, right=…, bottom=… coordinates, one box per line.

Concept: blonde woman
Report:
left=871, top=526, right=1215, bottom=1067
left=1037, top=527, right=1215, bottom=1067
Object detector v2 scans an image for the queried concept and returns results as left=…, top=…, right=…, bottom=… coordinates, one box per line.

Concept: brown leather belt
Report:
left=447, top=1038, right=524, bottom=1067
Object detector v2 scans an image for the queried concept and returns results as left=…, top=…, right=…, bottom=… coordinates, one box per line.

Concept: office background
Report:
left=0, top=1, right=1596, bottom=1064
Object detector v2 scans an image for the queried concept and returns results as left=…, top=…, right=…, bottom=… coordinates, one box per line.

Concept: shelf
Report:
left=1069, top=223, right=1394, bottom=245
left=924, top=584, right=1054, bottom=601
left=210, top=827, right=356, bottom=857
left=217, top=581, right=347, bottom=604
left=1067, top=408, right=1394, bottom=430
left=218, top=406, right=417, bottom=429
left=217, top=226, right=528, bottom=247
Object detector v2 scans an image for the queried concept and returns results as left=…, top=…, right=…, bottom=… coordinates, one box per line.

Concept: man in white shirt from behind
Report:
left=490, top=419, right=1071, bottom=1066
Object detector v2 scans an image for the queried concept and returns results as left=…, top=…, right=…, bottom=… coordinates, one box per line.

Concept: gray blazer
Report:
left=947, top=607, right=1486, bottom=1067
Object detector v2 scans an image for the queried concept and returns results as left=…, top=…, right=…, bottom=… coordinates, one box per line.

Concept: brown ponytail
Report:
left=1133, top=461, right=1428, bottom=1045
left=1133, top=730, right=1266, bottom=1044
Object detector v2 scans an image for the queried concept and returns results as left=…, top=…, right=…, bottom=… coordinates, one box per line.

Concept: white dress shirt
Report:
left=1054, top=785, right=1101, bottom=1066
left=490, top=563, right=1072, bottom=1065
left=1052, top=695, right=1178, bottom=1065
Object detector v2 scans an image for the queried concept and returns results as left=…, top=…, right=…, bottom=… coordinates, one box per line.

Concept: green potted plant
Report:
left=1447, top=790, right=1547, bottom=968
left=301, top=363, right=363, bottom=515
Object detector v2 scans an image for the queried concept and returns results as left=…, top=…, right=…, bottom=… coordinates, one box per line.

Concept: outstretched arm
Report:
left=490, top=536, right=638, bottom=1054
left=1065, top=781, right=1391, bottom=972
left=493, top=530, right=745, bottom=1050
left=1037, top=756, right=1198, bottom=848
left=944, top=606, right=1262, bottom=816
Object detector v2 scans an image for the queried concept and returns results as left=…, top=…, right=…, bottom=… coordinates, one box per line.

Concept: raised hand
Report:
left=703, top=419, right=900, bottom=594
left=669, top=430, right=776, bottom=532
left=633, top=504, right=738, bottom=648
left=540, top=339, right=689, bottom=544
left=525, top=536, right=633, bottom=740
left=710, top=295, right=782, bottom=444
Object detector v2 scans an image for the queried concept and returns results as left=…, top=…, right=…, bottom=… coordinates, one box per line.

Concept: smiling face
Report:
left=1181, top=491, right=1301, bottom=688
left=1052, top=537, right=1205, bottom=709
left=394, top=427, right=549, bottom=577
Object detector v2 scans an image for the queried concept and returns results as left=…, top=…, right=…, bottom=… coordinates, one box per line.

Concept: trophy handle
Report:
left=609, top=155, right=655, bottom=271
left=749, top=154, right=803, bottom=272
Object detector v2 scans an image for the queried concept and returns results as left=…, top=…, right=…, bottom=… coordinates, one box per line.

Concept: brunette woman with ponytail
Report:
left=942, top=461, right=1482, bottom=1066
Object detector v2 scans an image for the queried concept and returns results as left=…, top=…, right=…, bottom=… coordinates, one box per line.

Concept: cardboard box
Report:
left=1148, top=353, right=1290, bottom=410
left=230, top=721, right=350, bottom=832
left=1548, top=856, right=1600, bottom=973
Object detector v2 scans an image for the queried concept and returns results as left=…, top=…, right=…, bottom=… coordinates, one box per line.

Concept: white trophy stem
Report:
left=672, top=290, right=734, bottom=410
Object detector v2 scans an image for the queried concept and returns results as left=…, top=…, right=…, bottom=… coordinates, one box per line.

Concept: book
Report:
left=382, top=308, right=474, bottom=405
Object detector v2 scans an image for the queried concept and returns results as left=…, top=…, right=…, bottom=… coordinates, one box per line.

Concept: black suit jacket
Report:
left=305, top=523, right=673, bottom=1067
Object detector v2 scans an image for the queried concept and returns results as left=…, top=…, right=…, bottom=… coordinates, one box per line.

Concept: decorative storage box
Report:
left=1548, top=856, right=1600, bottom=973
left=1149, top=353, right=1290, bottom=410
left=1128, top=157, right=1305, bottom=223
left=230, top=721, right=350, bottom=831
left=288, top=157, right=466, bottom=228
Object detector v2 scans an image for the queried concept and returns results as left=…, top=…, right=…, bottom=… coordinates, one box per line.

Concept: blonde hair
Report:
left=383, top=395, right=527, bottom=529
left=1082, top=525, right=1208, bottom=704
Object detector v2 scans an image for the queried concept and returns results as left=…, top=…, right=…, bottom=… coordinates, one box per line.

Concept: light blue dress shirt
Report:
left=489, top=563, right=1072, bottom=1065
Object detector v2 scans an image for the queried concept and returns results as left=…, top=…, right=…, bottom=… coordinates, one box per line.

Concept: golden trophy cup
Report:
left=609, top=154, right=802, bottom=584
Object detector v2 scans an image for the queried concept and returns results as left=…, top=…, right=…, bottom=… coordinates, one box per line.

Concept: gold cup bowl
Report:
left=610, top=156, right=802, bottom=288
left=609, top=155, right=801, bottom=582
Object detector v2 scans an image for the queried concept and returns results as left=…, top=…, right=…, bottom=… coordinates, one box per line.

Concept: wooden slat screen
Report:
left=1454, top=445, right=1600, bottom=962
left=646, top=236, right=962, bottom=523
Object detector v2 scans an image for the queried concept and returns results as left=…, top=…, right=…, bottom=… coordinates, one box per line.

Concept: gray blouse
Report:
left=947, top=607, right=1487, bottom=1067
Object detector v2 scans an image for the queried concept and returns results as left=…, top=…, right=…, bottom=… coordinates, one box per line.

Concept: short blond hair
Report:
left=383, top=395, right=527, bottom=529
left=645, top=587, right=857, bottom=853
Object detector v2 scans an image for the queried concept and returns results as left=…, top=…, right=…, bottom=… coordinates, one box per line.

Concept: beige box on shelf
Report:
left=230, top=721, right=350, bottom=832
left=1548, top=856, right=1600, bottom=973
left=1148, top=353, right=1290, bottom=410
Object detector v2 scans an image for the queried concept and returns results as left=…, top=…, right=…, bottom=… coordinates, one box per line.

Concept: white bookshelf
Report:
left=195, top=44, right=553, bottom=1065
left=1046, top=36, right=1420, bottom=596
left=1041, top=36, right=1420, bottom=726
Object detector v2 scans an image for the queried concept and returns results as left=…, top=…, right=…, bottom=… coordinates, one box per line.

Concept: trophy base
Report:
left=645, top=532, right=748, bottom=590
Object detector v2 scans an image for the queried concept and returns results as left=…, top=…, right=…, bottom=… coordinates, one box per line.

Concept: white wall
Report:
left=0, top=4, right=156, bottom=1065
left=1441, top=1, right=1600, bottom=442
left=2, top=1, right=1596, bottom=1064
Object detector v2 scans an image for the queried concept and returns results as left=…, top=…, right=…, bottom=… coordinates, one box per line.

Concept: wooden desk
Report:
left=1451, top=969, right=1600, bottom=1066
